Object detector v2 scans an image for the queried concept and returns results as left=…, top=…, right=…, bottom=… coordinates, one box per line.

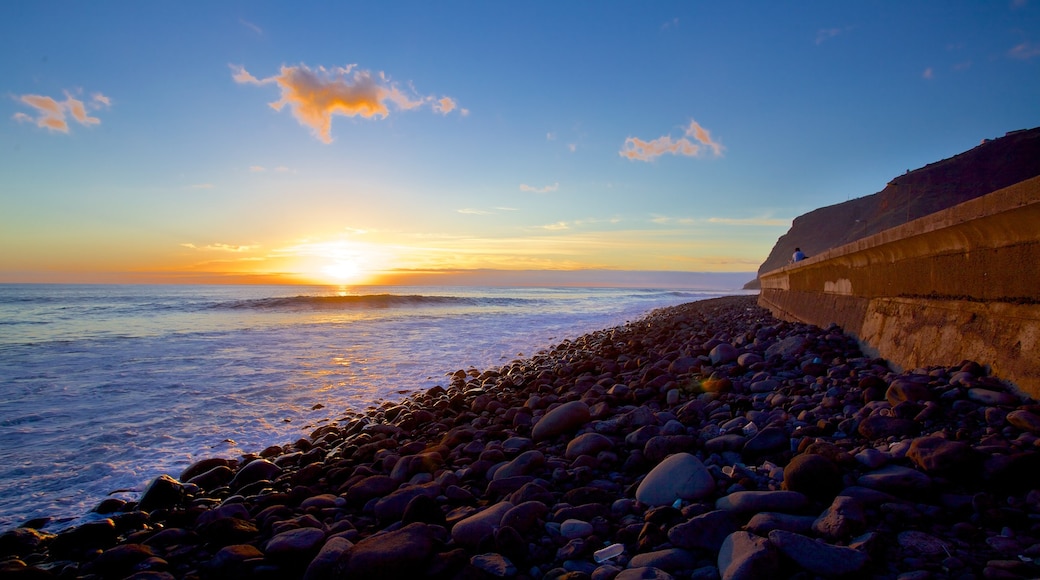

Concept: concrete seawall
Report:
left=758, top=175, right=1040, bottom=399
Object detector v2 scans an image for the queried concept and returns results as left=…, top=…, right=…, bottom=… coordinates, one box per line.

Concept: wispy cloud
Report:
left=249, top=165, right=294, bottom=173
left=457, top=208, right=492, bottom=215
left=539, top=221, right=569, bottom=231
left=652, top=214, right=790, bottom=227
left=1009, top=41, right=1040, bottom=60
left=519, top=182, right=559, bottom=194
left=240, top=18, right=263, bottom=35
left=181, top=242, right=258, bottom=252
left=922, top=67, right=935, bottom=79
left=661, top=17, right=680, bottom=31
left=620, top=119, right=723, bottom=162
left=188, top=183, right=214, bottom=190
left=815, top=28, right=843, bottom=45
left=12, top=90, right=110, bottom=133
left=232, top=63, right=467, bottom=143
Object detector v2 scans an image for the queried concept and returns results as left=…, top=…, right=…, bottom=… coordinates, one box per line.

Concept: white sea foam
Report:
left=0, top=284, right=751, bottom=531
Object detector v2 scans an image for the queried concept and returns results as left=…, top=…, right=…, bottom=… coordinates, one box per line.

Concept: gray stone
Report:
left=745, top=512, right=817, bottom=536
left=767, top=530, right=869, bottom=577
left=635, top=453, right=715, bottom=506
left=470, top=553, right=517, bottom=577
left=710, top=343, right=739, bottom=365
left=1006, top=409, right=1040, bottom=434
left=906, top=436, right=980, bottom=474
left=715, top=491, right=809, bottom=513
left=565, top=433, right=614, bottom=460
left=967, top=388, right=1018, bottom=406
left=668, top=510, right=740, bottom=552
left=451, top=501, right=514, bottom=548
left=856, top=465, right=931, bottom=493
left=812, top=496, right=867, bottom=540
left=628, top=548, right=698, bottom=571
left=493, top=450, right=545, bottom=480
left=339, top=522, right=437, bottom=576
left=718, top=531, right=781, bottom=580
left=533, top=401, right=591, bottom=441
left=265, top=527, right=325, bottom=561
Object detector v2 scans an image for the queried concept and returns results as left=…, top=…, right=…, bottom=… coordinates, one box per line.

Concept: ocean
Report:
left=0, top=283, right=750, bottom=532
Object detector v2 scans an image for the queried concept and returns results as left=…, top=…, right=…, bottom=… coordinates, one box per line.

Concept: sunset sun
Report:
left=321, top=259, right=364, bottom=283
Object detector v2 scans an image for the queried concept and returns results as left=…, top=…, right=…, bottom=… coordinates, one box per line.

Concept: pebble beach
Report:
left=3, top=294, right=1040, bottom=580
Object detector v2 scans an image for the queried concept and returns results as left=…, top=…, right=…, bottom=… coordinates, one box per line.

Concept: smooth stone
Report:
left=373, top=481, right=442, bottom=522
left=265, top=528, right=326, bottom=561
left=1006, top=409, right=1040, bottom=434
left=967, top=388, right=1018, bottom=406
left=615, top=567, right=675, bottom=580
left=635, top=453, right=716, bottom=506
left=717, top=531, right=781, bottom=580
left=742, top=426, right=788, bottom=456
left=749, top=379, right=779, bottom=393
left=339, top=522, right=437, bottom=576
left=767, top=530, right=869, bottom=577
left=85, top=544, right=157, bottom=578
left=854, top=448, right=888, bottom=469
left=856, top=465, right=931, bottom=493
left=346, top=475, right=397, bottom=504
left=628, top=548, right=698, bottom=571
left=228, top=459, right=281, bottom=491
left=565, top=433, right=614, bottom=460
left=533, top=401, right=591, bottom=441
left=207, top=544, right=263, bottom=575
left=886, top=379, right=934, bottom=406
left=857, top=414, right=919, bottom=440
left=782, top=453, right=843, bottom=500
left=765, top=336, right=808, bottom=359
left=745, top=512, right=817, bottom=536
left=138, top=475, right=184, bottom=512
left=906, top=436, right=980, bottom=474
left=302, top=537, right=353, bottom=580
left=470, top=553, right=517, bottom=577
left=705, top=434, right=747, bottom=453
left=493, top=450, right=545, bottom=480
left=715, top=491, right=809, bottom=513
left=560, top=519, right=594, bottom=540
left=710, top=343, right=738, bottom=365
left=452, top=501, right=514, bottom=549
left=501, top=501, right=548, bottom=535
left=669, top=356, right=700, bottom=374
left=812, top=496, right=867, bottom=540
left=179, top=457, right=232, bottom=482
left=668, top=510, right=741, bottom=552
left=737, top=353, right=764, bottom=367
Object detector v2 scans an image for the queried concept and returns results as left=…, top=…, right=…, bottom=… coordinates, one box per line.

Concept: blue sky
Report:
left=2, top=1, right=1038, bottom=284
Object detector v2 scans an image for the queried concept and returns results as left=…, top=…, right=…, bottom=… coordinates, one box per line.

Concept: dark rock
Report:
left=339, top=522, right=438, bottom=576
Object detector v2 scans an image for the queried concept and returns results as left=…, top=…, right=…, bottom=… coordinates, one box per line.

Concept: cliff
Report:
left=747, top=127, right=1040, bottom=288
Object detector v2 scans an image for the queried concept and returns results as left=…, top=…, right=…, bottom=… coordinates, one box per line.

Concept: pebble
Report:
left=635, top=453, right=715, bottom=506
left=15, top=296, right=1040, bottom=580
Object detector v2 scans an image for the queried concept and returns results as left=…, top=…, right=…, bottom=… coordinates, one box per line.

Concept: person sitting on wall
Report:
left=791, top=247, right=806, bottom=263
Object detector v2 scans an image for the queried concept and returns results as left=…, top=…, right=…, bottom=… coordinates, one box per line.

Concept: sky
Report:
left=2, top=1, right=1038, bottom=286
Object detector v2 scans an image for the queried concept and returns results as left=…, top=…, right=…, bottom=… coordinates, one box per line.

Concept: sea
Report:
left=0, top=283, right=751, bottom=532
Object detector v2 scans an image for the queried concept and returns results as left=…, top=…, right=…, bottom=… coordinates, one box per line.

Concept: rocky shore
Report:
left=3, top=295, right=1040, bottom=580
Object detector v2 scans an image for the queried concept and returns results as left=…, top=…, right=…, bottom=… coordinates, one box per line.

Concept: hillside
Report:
left=747, top=127, right=1040, bottom=288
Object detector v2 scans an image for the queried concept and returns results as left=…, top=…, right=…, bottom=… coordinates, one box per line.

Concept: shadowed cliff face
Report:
left=747, top=127, right=1040, bottom=288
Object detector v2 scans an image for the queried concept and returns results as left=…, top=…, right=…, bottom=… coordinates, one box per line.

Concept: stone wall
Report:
left=758, top=175, right=1040, bottom=399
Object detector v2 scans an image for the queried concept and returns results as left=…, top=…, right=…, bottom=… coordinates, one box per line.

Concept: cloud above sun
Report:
left=620, top=119, right=723, bottom=162
left=12, top=90, right=110, bottom=133
left=232, top=63, right=467, bottom=143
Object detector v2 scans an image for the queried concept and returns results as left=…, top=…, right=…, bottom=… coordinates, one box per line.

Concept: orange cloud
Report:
left=232, top=63, right=464, bottom=142
left=12, top=91, right=110, bottom=133
left=620, top=119, right=723, bottom=162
